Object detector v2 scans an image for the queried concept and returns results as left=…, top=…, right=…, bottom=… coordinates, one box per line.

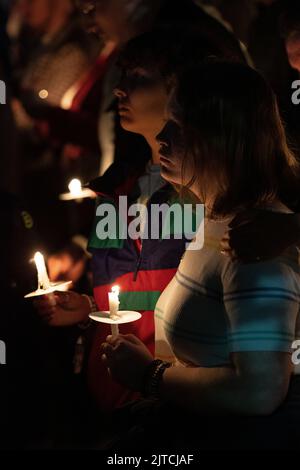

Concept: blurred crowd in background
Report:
left=2, top=0, right=300, bottom=449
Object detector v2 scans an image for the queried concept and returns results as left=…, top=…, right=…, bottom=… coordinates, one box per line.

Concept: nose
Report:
left=156, top=124, right=169, bottom=146
left=76, top=0, right=96, bottom=16
left=114, top=87, right=127, bottom=99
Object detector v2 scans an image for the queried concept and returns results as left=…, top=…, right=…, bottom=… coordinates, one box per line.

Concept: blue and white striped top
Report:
left=154, top=204, right=300, bottom=371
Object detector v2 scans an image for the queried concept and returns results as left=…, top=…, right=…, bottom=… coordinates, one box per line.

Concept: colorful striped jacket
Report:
left=86, top=160, right=191, bottom=410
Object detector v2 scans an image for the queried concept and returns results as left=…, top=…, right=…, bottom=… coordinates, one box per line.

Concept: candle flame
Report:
left=39, top=89, right=48, bottom=100
left=34, top=251, right=44, bottom=268
left=34, top=251, right=51, bottom=290
left=68, top=179, right=82, bottom=197
left=112, top=285, right=120, bottom=295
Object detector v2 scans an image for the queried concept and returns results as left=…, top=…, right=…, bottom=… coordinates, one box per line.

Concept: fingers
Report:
left=101, top=354, right=112, bottom=376
left=121, top=334, right=143, bottom=345
left=105, top=334, right=142, bottom=346
left=33, top=291, right=69, bottom=309
left=33, top=296, right=55, bottom=317
left=101, top=341, right=119, bottom=359
left=51, top=291, right=71, bottom=305
left=101, top=334, right=138, bottom=361
left=221, top=224, right=256, bottom=259
left=39, top=310, right=55, bottom=323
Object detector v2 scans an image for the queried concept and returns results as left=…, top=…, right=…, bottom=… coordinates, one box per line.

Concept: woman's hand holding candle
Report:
left=101, top=334, right=154, bottom=391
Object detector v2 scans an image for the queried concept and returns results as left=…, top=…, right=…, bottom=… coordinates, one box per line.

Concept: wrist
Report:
left=142, top=359, right=171, bottom=399
left=78, top=295, right=97, bottom=329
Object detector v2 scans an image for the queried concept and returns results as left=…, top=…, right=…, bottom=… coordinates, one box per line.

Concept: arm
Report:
left=102, top=258, right=298, bottom=416
left=160, top=351, right=292, bottom=416
left=101, top=335, right=292, bottom=416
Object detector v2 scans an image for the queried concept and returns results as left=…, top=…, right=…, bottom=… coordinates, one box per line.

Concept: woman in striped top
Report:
left=101, top=62, right=300, bottom=449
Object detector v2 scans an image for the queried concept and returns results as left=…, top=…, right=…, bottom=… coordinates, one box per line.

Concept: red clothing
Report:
left=86, top=165, right=188, bottom=411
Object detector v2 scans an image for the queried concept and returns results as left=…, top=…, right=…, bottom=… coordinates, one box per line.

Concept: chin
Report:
left=120, top=117, right=134, bottom=130
left=160, top=166, right=180, bottom=184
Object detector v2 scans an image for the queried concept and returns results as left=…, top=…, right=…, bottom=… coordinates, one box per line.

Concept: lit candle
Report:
left=59, top=178, right=95, bottom=201
left=25, top=252, right=71, bottom=300
left=34, top=252, right=51, bottom=291
left=109, top=285, right=120, bottom=336
left=68, top=179, right=82, bottom=198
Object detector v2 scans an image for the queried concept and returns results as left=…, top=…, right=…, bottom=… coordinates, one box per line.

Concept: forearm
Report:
left=159, top=364, right=278, bottom=416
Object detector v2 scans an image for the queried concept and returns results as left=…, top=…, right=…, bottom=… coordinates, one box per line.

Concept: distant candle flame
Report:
left=112, top=285, right=120, bottom=295
left=39, top=89, right=48, bottom=100
left=68, top=179, right=82, bottom=197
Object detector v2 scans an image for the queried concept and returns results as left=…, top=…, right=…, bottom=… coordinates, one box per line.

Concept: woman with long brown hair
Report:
left=101, top=62, right=300, bottom=450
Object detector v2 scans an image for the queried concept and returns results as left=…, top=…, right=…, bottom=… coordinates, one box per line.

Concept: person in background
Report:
left=11, top=0, right=98, bottom=106
left=46, top=0, right=248, bottom=286
left=75, top=0, right=248, bottom=175
left=7, top=0, right=100, bottom=252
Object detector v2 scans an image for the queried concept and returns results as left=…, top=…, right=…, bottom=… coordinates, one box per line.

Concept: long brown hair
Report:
left=172, top=62, right=300, bottom=217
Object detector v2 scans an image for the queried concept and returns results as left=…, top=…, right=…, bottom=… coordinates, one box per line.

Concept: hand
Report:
left=221, top=210, right=300, bottom=263
left=101, top=334, right=154, bottom=391
left=33, top=290, right=91, bottom=327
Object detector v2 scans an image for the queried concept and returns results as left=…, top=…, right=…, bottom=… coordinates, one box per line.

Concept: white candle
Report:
left=34, top=252, right=51, bottom=291
left=68, top=179, right=82, bottom=198
left=109, top=285, right=120, bottom=336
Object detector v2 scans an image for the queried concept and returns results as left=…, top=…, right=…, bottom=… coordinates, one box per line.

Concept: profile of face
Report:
left=76, top=0, right=132, bottom=42
left=114, top=67, right=168, bottom=139
left=20, top=0, right=52, bottom=30
left=286, top=32, right=300, bottom=73
left=156, top=119, right=186, bottom=185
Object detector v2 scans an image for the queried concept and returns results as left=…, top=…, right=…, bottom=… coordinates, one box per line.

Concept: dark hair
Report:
left=118, top=26, right=234, bottom=90
left=172, top=61, right=300, bottom=217
left=279, top=1, right=300, bottom=38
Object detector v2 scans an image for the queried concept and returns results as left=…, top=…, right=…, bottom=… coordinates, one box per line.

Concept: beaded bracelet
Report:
left=143, top=359, right=171, bottom=398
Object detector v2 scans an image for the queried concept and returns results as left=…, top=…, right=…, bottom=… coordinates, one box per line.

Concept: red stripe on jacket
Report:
left=87, top=268, right=177, bottom=411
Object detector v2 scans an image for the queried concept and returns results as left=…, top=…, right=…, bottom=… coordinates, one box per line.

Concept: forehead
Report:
left=124, top=66, right=160, bottom=76
left=286, top=31, right=300, bottom=51
left=166, top=90, right=182, bottom=120
left=75, top=0, right=111, bottom=14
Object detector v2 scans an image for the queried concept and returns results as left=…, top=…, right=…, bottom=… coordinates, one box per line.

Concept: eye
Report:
left=120, top=69, right=159, bottom=90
